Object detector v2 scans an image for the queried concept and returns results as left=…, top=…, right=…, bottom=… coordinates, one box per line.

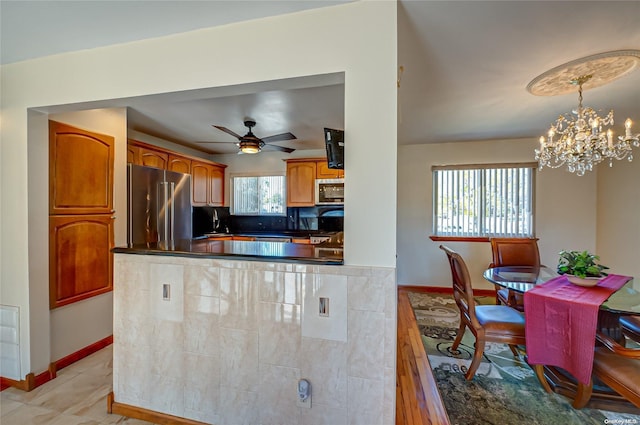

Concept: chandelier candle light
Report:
left=528, top=50, right=640, bottom=176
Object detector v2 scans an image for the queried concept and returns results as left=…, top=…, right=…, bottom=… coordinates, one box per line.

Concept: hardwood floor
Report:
left=396, top=287, right=451, bottom=425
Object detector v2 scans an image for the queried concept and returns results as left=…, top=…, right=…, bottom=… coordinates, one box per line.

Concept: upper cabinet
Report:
left=139, top=146, right=168, bottom=169
left=168, top=154, right=191, bottom=174
left=316, top=160, right=344, bottom=179
left=127, top=143, right=140, bottom=165
left=191, top=160, right=225, bottom=207
left=50, top=121, right=115, bottom=214
left=286, top=160, right=317, bottom=207
left=128, top=139, right=226, bottom=206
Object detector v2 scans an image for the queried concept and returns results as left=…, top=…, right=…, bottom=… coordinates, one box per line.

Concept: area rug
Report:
left=408, top=291, right=640, bottom=425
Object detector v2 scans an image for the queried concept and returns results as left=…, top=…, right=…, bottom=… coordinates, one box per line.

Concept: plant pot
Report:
left=566, top=274, right=603, bottom=287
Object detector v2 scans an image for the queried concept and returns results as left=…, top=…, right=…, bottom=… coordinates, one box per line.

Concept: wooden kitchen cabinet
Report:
left=209, top=165, right=224, bottom=206
left=286, top=160, right=317, bottom=206
left=316, top=160, right=344, bottom=179
left=127, top=144, right=140, bottom=165
left=232, top=236, right=256, bottom=241
left=168, top=154, right=191, bottom=174
left=192, top=160, right=225, bottom=206
left=49, top=121, right=115, bottom=215
left=49, top=121, right=115, bottom=309
left=49, top=214, right=114, bottom=309
left=208, top=236, right=232, bottom=241
left=139, top=146, right=169, bottom=169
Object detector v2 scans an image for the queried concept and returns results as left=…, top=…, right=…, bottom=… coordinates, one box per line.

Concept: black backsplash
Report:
left=192, top=206, right=343, bottom=237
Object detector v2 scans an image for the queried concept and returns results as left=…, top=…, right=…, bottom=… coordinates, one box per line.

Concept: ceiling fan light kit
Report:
left=239, top=140, right=261, bottom=154
left=529, top=50, right=640, bottom=176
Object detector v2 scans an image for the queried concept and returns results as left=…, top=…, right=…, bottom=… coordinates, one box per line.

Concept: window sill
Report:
left=429, top=236, right=490, bottom=242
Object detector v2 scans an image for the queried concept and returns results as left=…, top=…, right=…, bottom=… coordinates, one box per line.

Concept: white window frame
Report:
left=432, top=162, right=536, bottom=238
left=230, top=172, right=286, bottom=216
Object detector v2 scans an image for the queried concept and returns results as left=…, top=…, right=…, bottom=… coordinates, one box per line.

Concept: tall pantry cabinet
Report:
left=49, top=121, right=115, bottom=309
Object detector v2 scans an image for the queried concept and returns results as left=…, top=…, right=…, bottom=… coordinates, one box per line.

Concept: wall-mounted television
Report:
left=324, top=128, right=344, bottom=169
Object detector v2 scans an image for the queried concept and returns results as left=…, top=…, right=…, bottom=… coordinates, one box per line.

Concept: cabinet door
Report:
left=49, top=214, right=114, bottom=309
left=127, top=144, right=141, bottom=165
left=191, top=161, right=210, bottom=206
left=287, top=161, right=317, bottom=206
left=49, top=121, right=114, bottom=215
left=139, top=147, right=168, bottom=169
left=316, top=160, right=344, bottom=179
left=209, top=165, right=225, bottom=206
left=168, top=154, right=191, bottom=174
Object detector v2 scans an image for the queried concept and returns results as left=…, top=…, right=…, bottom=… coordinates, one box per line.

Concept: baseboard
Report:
left=107, top=392, right=209, bottom=425
left=55, top=335, right=113, bottom=371
left=398, top=285, right=496, bottom=297
left=0, top=335, right=113, bottom=392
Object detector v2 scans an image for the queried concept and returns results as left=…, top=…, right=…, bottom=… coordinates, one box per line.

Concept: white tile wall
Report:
left=113, top=254, right=397, bottom=425
left=0, top=305, right=20, bottom=380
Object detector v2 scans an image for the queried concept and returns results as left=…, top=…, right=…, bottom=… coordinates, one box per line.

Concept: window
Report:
left=232, top=175, right=286, bottom=215
left=432, top=163, right=535, bottom=238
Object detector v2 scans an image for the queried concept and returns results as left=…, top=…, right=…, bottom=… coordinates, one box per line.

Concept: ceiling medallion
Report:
left=530, top=50, right=640, bottom=176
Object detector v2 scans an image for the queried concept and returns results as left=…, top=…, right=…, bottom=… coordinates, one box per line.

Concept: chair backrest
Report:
left=489, top=237, right=541, bottom=268
left=439, top=245, right=479, bottom=327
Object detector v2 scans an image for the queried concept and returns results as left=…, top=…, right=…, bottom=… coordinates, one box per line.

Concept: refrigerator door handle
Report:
left=169, top=182, right=175, bottom=241
left=158, top=181, right=169, bottom=242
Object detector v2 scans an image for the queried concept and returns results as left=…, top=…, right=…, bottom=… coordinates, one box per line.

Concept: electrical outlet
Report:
left=319, top=297, right=329, bottom=317
left=297, top=379, right=311, bottom=408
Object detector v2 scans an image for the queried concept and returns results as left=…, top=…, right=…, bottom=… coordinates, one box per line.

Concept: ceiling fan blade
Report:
left=196, top=141, right=239, bottom=144
left=212, top=125, right=242, bottom=139
left=264, top=144, right=295, bottom=153
left=261, top=132, right=296, bottom=144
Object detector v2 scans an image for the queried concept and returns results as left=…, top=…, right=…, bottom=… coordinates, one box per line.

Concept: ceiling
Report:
left=2, top=1, right=639, bottom=155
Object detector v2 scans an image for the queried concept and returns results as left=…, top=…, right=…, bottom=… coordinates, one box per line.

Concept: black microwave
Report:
left=315, top=179, right=344, bottom=205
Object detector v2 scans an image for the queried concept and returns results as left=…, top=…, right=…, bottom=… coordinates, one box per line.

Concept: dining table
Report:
left=484, top=265, right=640, bottom=413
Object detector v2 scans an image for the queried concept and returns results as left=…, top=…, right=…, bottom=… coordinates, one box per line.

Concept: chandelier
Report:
left=534, top=74, right=639, bottom=175
left=528, top=50, right=640, bottom=176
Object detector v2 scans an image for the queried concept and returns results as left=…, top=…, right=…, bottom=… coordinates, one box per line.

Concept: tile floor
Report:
left=0, top=345, right=154, bottom=425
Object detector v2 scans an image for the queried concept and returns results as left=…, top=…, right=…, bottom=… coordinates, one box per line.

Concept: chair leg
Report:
left=534, top=365, right=552, bottom=393
left=507, top=344, right=520, bottom=357
left=451, top=321, right=466, bottom=354
left=572, top=379, right=593, bottom=409
left=466, top=338, right=485, bottom=380
left=494, top=284, right=503, bottom=305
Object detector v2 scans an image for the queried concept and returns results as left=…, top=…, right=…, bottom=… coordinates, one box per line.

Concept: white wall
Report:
left=397, top=138, right=597, bottom=288
left=1, top=1, right=396, bottom=378
left=596, top=158, right=640, bottom=281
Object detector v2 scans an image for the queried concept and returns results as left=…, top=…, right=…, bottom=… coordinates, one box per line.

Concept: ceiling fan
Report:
left=199, top=120, right=296, bottom=154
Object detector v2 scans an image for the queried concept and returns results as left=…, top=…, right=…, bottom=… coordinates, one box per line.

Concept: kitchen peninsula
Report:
left=110, top=235, right=396, bottom=424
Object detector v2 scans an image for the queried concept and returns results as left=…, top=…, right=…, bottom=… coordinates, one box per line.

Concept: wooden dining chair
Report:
left=572, top=331, right=640, bottom=409
left=440, top=245, right=527, bottom=380
left=489, top=237, right=541, bottom=310
left=620, top=316, right=640, bottom=345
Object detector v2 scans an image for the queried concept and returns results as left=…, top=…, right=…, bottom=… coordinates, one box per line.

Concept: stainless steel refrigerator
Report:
left=127, top=164, right=192, bottom=245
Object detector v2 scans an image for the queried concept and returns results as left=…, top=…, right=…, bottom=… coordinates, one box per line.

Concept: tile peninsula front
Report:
left=112, top=253, right=396, bottom=425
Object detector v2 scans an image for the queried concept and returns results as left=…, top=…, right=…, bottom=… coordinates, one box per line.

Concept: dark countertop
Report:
left=195, top=230, right=338, bottom=239
left=113, top=238, right=343, bottom=265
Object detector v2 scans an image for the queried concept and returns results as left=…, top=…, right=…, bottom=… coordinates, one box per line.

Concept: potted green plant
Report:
left=557, top=250, right=609, bottom=286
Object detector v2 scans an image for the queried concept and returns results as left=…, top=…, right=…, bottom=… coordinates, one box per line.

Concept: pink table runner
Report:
left=523, top=274, right=632, bottom=385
